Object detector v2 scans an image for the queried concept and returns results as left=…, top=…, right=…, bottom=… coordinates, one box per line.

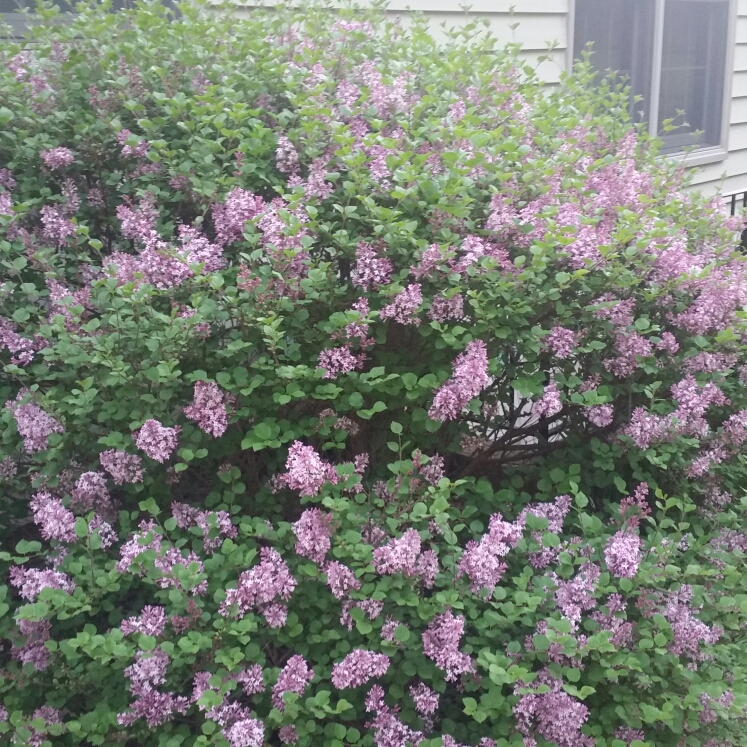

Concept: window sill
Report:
left=662, top=146, right=728, bottom=168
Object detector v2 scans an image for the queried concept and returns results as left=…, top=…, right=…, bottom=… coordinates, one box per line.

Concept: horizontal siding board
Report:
left=730, top=96, right=747, bottom=123
left=739, top=0, right=747, bottom=15
left=223, top=0, right=569, bottom=11
left=389, top=11, right=568, bottom=49
left=684, top=147, right=747, bottom=188
left=377, top=0, right=568, bottom=11
left=735, top=43, right=747, bottom=70
left=727, top=122, right=747, bottom=151
left=737, top=15, right=747, bottom=43
left=732, top=70, right=747, bottom=97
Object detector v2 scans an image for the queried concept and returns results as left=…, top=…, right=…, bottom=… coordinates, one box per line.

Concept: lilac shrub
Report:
left=1, top=1, right=747, bottom=746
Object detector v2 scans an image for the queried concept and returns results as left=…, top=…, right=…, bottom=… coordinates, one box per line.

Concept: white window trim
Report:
left=567, top=0, right=738, bottom=167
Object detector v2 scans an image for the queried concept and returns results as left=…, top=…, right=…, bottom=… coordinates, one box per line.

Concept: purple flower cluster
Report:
left=428, top=340, right=490, bottom=421
left=100, top=449, right=144, bottom=484
left=615, top=727, right=646, bottom=745
left=421, top=610, right=474, bottom=681
left=317, top=346, right=361, bottom=379
left=278, top=725, right=298, bottom=744
left=366, top=684, right=423, bottom=747
left=121, top=606, right=167, bottom=637
left=12, top=619, right=52, bottom=671
left=549, top=563, right=600, bottom=629
left=0, top=316, right=41, bottom=365
left=6, top=390, right=64, bottom=453
left=533, top=381, right=562, bottom=419
left=71, top=471, right=112, bottom=514
left=662, top=586, right=722, bottom=662
left=604, top=532, right=642, bottom=578
left=212, top=187, right=265, bottom=246
left=30, top=490, right=76, bottom=543
left=409, top=682, right=439, bottom=716
left=220, top=547, right=296, bottom=627
left=135, top=419, right=179, bottom=462
left=184, top=381, right=228, bottom=437
left=379, top=284, right=423, bottom=325
left=40, top=205, right=76, bottom=246
left=331, top=649, right=390, bottom=688
left=276, top=136, right=300, bottom=174
left=545, top=326, right=579, bottom=359
left=41, top=146, right=74, bottom=170
left=117, top=128, right=149, bottom=159
left=272, top=655, right=314, bottom=709
left=458, top=513, right=522, bottom=594
left=278, top=441, right=339, bottom=497
left=586, top=404, right=614, bottom=428
left=590, top=594, right=634, bottom=648
left=292, top=508, right=333, bottom=563
left=513, top=669, right=594, bottom=747
left=9, top=565, right=75, bottom=600
left=118, top=649, right=189, bottom=728
left=428, top=294, right=464, bottom=323
left=604, top=332, right=654, bottom=378
left=325, top=561, right=361, bottom=599
left=372, top=529, right=439, bottom=587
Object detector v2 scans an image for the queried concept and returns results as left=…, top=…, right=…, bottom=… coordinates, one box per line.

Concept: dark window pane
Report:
left=573, top=0, right=656, bottom=124
left=658, top=0, right=729, bottom=151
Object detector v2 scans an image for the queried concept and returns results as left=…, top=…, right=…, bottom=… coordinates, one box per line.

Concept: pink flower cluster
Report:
left=71, top=471, right=112, bottom=514
left=12, top=619, right=52, bottom=671
left=331, top=649, right=390, bottom=688
left=6, top=390, right=64, bottom=453
left=118, top=648, right=189, bottom=728
left=121, top=606, right=167, bottom=637
left=212, top=187, right=265, bottom=246
left=428, top=340, right=490, bottom=421
left=379, top=284, right=423, bottom=326
left=277, top=441, right=339, bottom=497
left=100, top=449, right=144, bottom=484
left=549, top=563, right=601, bottom=629
left=272, top=655, right=314, bottom=709
left=171, top=502, right=237, bottom=554
left=41, top=146, right=74, bottom=170
left=9, top=565, right=75, bottom=600
left=409, top=682, right=439, bottom=716
left=372, top=528, right=438, bottom=587
left=30, top=490, right=76, bottom=543
left=366, top=684, right=423, bottom=747
left=220, top=547, right=296, bottom=627
left=421, top=610, right=474, bottom=681
left=604, top=532, right=642, bottom=578
left=292, top=508, right=334, bottom=563
left=317, top=346, right=362, bottom=379
left=533, top=381, right=562, bottom=419
left=545, top=326, right=579, bottom=359
left=325, top=561, right=361, bottom=599
left=135, top=419, right=179, bottom=462
left=0, top=316, right=42, bottom=366
left=117, top=520, right=208, bottom=595
left=184, top=381, right=228, bottom=437
left=458, top=513, right=522, bottom=594
left=513, top=669, right=594, bottom=747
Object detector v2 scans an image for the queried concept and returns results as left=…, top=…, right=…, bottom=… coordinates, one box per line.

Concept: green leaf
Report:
left=394, top=625, right=410, bottom=642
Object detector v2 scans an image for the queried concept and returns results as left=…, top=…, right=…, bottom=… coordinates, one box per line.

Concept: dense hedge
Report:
left=2, top=2, right=747, bottom=746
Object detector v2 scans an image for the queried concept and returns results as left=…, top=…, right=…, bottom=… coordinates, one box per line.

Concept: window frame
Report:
left=568, top=0, right=738, bottom=167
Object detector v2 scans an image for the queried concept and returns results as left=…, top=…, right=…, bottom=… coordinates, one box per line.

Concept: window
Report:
left=573, top=0, right=735, bottom=157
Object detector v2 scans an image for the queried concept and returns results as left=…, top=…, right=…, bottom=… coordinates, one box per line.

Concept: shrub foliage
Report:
left=2, top=2, right=747, bottom=746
